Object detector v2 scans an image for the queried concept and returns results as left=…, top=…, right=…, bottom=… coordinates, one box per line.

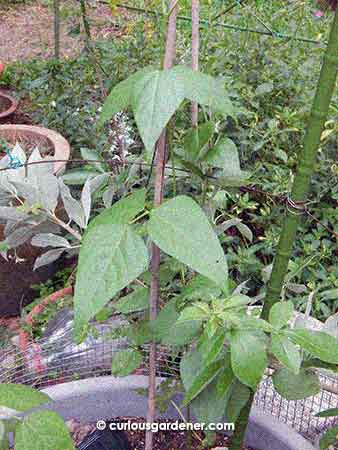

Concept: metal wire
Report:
left=254, top=373, right=338, bottom=442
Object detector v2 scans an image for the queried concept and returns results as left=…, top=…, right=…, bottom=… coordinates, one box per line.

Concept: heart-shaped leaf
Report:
left=148, top=195, right=228, bottom=289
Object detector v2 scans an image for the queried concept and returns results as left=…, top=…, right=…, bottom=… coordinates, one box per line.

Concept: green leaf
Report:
left=204, top=138, right=237, bottom=169
left=269, top=301, right=294, bottom=329
left=216, top=354, right=234, bottom=396
left=175, top=66, right=233, bottom=116
left=15, top=411, right=75, bottom=450
left=255, top=82, right=274, bottom=96
left=80, top=148, right=106, bottom=172
left=212, top=139, right=250, bottom=187
left=98, top=68, right=154, bottom=128
left=74, top=223, right=149, bottom=337
left=303, top=358, right=338, bottom=374
left=0, top=421, right=5, bottom=443
left=182, top=359, right=224, bottom=406
left=234, top=316, right=274, bottom=333
left=111, top=349, right=142, bottom=376
left=62, top=169, right=102, bottom=185
left=180, top=274, right=222, bottom=302
left=152, top=300, right=201, bottom=346
left=316, top=408, right=338, bottom=418
left=184, top=122, right=214, bottom=161
left=88, top=188, right=146, bottom=230
left=222, top=294, right=252, bottom=311
left=319, top=426, right=338, bottom=450
left=272, top=368, right=320, bottom=400
left=180, top=349, right=229, bottom=425
left=113, top=287, right=149, bottom=314
left=177, top=303, right=210, bottom=323
left=202, top=330, right=226, bottom=367
left=0, top=384, right=50, bottom=412
left=230, top=329, right=268, bottom=389
left=287, top=329, right=338, bottom=364
left=148, top=195, right=228, bottom=289
left=133, top=69, right=186, bottom=153
left=178, top=159, right=205, bottom=179
left=225, top=379, right=251, bottom=423
left=125, top=320, right=153, bottom=346
left=271, top=334, right=301, bottom=374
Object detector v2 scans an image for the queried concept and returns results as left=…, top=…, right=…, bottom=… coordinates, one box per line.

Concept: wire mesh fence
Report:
left=255, top=371, right=338, bottom=443
left=0, top=310, right=337, bottom=445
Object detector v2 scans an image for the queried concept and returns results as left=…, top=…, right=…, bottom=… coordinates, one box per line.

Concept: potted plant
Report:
left=0, top=2, right=337, bottom=450
left=0, top=142, right=87, bottom=316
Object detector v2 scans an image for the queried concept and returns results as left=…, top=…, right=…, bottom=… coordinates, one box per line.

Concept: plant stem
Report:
left=145, top=2, right=178, bottom=450
left=262, top=7, right=338, bottom=319
left=53, top=0, right=60, bottom=59
left=186, top=404, right=193, bottom=450
left=80, top=0, right=92, bottom=44
left=49, top=213, right=82, bottom=241
left=191, top=0, right=199, bottom=127
left=79, top=0, right=107, bottom=98
left=229, top=391, right=254, bottom=450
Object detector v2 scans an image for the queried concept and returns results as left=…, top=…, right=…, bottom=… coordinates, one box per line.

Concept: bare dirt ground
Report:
left=0, top=0, right=128, bottom=62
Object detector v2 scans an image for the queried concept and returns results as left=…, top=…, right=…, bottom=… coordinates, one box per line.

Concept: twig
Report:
left=191, top=0, right=199, bottom=127
left=53, top=0, right=60, bottom=59
left=145, top=1, right=178, bottom=449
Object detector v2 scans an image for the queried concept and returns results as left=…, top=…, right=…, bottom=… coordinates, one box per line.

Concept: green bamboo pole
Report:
left=229, top=8, right=338, bottom=450
left=261, top=6, right=338, bottom=320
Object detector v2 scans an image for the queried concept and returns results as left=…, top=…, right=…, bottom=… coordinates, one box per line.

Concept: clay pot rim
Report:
left=0, top=124, right=71, bottom=174
left=0, top=91, right=18, bottom=119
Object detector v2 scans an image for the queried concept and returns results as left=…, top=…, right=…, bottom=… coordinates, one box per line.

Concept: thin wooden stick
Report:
left=191, top=0, right=199, bottom=127
left=145, top=2, right=178, bottom=450
left=53, top=0, right=60, bottom=59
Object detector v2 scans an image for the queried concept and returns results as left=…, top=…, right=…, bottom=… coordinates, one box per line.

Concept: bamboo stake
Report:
left=145, top=2, right=178, bottom=450
left=229, top=7, right=338, bottom=450
left=53, top=0, right=60, bottom=59
left=191, top=0, right=199, bottom=127
left=261, top=7, right=338, bottom=320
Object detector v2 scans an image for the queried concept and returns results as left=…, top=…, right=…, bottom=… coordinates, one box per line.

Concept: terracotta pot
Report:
left=0, top=92, right=18, bottom=120
left=0, top=124, right=70, bottom=174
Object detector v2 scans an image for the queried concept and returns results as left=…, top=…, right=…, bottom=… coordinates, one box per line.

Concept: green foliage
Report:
left=0, top=384, right=50, bottom=412
left=1, top=3, right=337, bottom=449
left=74, top=219, right=149, bottom=338
left=272, top=368, right=320, bottom=400
left=229, top=329, right=268, bottom=389
left=111, top=349, right=143, bottom=376
left=148, top=195, right=228, bottom=289
left=99, top=65, right=233, bottom=153
left=287, top=329, right=338, bottom=364
left=270, top=334, right=301, bottom=374
left=113, top=287, right=149, bottom=314
left=319, top=426, right=338, bottom=450
left=268, top=301, right=294, bottom=330
left=15, top=411, right=75, bottom=450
